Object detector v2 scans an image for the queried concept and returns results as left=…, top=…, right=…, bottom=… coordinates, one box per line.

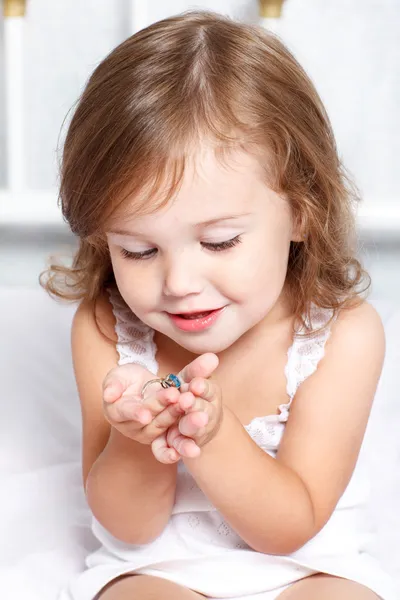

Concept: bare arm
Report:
left=183, top=302, right=385, bottom=554
left=72, top=295, right=177, bottom=544
left=86, top=428, right=177, bottom=544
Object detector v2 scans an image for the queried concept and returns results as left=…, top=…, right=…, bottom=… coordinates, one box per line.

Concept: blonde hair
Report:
left=41, top=10, right=370, bottom=332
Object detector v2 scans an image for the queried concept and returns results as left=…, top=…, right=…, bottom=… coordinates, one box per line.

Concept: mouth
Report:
left=170, top=310, right=217, bottom=319
left=167, top=307, right=226, bottom=332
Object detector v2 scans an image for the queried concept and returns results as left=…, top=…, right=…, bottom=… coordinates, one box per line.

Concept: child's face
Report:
left=107, top=145, right=300, bottom=354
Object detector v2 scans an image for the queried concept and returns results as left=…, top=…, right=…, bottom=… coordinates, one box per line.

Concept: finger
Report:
left=105, top=399, right=152, bottom=426
left=121, top=385, right=180, bottom=416
left=177, top=353, right=219, bottom=390
left=180, top=393, right=213, bottom=416
left=151, top=434, right=180, bottom=464
left=176, top=390, right=209, bottom=413
left=177, top=391, right=196, bottom=411
left=178, top=411, right=209, bottom=437
left=173, top=436, right=201, bottom=458
left=103, top=379, right=124, bottom=404
left=167, top=426, right=201, bottom=458
left=143, top=400, right=186, bottom=437
left=103, top=363, right=149, bottom=402
left=107, top=388, right=183, bottom=430
left=188, top=376, right=220, bottom=403
left=140, top=385, right=181, bottom=415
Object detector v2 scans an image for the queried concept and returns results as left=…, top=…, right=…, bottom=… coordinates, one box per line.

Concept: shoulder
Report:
left=72, top=289, right=118, bottom=344
left=328, top=300, right=385, bottom=369
left=307, top=300, right=386, bottom=415
left=288, top=301, right=386, bottom=421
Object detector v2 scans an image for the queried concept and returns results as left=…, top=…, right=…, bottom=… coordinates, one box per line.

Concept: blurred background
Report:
left=0, top=0, right=399, bottom=301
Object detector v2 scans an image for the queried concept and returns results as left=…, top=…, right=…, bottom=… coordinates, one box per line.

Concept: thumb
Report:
left=102, top=376, right=124, bottom=404
left=102, top=363, right=149, bottom=403
left=178, top=353, right=219, bottom=387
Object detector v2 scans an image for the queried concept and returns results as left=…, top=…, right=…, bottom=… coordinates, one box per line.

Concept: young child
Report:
left=46, top=10, right=397, bottom=600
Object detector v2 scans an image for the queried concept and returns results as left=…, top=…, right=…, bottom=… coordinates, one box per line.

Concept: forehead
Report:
left=119, top=145, right=269, bottom=230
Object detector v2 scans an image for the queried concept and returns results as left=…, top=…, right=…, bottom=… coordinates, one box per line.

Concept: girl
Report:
left=44, top=10, right=397, bottom=600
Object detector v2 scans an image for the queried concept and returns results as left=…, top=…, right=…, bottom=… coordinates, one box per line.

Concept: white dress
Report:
left=59, top=291, right=397, bottom=600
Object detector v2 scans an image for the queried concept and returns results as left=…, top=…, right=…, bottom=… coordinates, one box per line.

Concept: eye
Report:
left=201, top=235, right=242, bottom=252
left=119, top=235, right=243, bottom=260
left=120, top=248, right=157, bottom=260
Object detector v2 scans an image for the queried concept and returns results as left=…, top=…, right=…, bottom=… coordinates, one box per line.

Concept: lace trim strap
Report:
left=107, top=288, right=158, bottom=374
left=278, top=306, right=337, bottom=422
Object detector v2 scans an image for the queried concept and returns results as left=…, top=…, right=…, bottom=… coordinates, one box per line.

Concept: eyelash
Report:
left=119, top=235, right=242, bottom=261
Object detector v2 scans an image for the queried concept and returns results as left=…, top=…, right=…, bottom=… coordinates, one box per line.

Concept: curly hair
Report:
left=41, top=10, right=370, bottom=334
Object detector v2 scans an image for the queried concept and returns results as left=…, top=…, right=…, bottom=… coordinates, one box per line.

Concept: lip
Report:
left=167, top=307, right=226, bottom=332
left=170, top=308, right=219, bottom=315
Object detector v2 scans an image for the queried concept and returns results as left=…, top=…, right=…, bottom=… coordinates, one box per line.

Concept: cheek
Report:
left=231, top=235, right=290, bottom=298
left=110, top=255, right=157, bottom=313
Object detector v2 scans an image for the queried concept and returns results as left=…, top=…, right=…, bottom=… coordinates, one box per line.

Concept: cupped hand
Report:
left=163, top=374, right=224, bottom=459
left=102, top=353, right=219, bottom=463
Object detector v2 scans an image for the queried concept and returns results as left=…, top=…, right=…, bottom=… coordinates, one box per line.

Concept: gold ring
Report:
left=141, top=373, right=181, bottom=399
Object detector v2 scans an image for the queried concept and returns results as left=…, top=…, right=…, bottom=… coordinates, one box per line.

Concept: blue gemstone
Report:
left=166, top=373, right=181, bottom=389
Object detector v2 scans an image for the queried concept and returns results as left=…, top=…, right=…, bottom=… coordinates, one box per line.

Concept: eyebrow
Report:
left=108, top=213, right=252, bottom=237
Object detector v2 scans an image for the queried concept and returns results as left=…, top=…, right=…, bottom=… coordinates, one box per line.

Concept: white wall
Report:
left=23, top=0, right=130, bottom=189
left=0, top=17, right=6, bottom=186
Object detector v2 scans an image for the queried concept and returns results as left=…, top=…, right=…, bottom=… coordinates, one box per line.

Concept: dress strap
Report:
left=107, top=288, right=158, bottom=374
left=278, top=305, right=337, bottom=422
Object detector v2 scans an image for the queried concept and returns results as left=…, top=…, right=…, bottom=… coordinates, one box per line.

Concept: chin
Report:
left=175, top=334, right=237, bottom=356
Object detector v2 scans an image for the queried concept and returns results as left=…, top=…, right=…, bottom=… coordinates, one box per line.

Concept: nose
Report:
left=162, top=252, right=204, bottom=298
